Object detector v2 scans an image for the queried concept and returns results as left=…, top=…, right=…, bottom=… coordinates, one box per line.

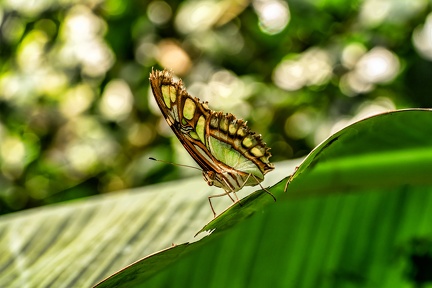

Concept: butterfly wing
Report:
left=150, top=69, right=218, bottom=172
left=149, top=69, right=274, bottom=190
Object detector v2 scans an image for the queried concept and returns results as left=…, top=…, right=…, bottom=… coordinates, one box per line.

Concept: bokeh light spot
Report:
left=187, top=69, right=249, bottom=115
left=273, top=59, right=305, bottom=91
left=1, top=15, right=26, bottom=44
left=175, top=1, right=221, bottom=34
left=340, top=47, right=400, bottom=96
left=66, top=143, right=97, bottom=173
left=413, top=13, right=432, bottom=61
left=147, top=1, right=172, bottom=25
left=341, top=43, right=367, bottom=69
left=273, top=48, right=332, bottom=91
left=3, top=0, right=51, bottom=17
left=253, top=0, right=290, bottom=35
left=156, top=40, right=192, bottom=75
left=102, top=0, right=127, bottom=16
left=0, top=136, right=26, bottom=178
left=26, top=176, right=50, bottom=200
left=17, top=30, right=48, bottom=72
left=127, top=123, right=155, bottom=147
left=359, top=0, right=391, bottom=27
left=58, top=5, right=114, bottom=77
left=34, top=18, right=57, bottom=39
left=1, top=137, right=25, bottom=167
left=99, top=79, right=133, bottom=121
left=135, top=40, right=158, bottom=66
left=60, top=84, right=95, bottom=118
left=360, top=0, right=426, bottom=27
left=284, top=109, right=317, bottom=140
left=355, top=47, right=400, bottom=84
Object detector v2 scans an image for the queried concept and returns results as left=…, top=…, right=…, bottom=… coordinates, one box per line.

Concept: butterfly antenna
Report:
left=149, top=157, right=203, bottom=172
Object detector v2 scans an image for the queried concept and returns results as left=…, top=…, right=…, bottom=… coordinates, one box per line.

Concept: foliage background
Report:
left=0, top=0, right=431, bottom=215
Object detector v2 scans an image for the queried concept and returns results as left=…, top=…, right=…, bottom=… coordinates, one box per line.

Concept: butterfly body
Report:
left=150, top=69, right=274, bottom=214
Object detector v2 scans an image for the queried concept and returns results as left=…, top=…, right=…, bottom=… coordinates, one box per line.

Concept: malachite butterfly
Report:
left=150, top=69, right=274, bottom=216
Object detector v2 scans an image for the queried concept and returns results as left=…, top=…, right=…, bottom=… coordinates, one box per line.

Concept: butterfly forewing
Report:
left=149, top=69, right=274, bottom=193
left=150, top=70, right=216, bottom=171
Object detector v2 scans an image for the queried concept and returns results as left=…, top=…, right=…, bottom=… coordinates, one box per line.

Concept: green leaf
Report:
left=97, top=109, right=432, bottom=287
left=287, top=108, right=432, bottom=195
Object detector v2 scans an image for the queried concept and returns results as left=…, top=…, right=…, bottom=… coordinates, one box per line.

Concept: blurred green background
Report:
left=0, top=0, right=431, bottom=215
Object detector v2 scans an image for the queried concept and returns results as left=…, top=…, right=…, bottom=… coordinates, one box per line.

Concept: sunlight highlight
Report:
left=59, top=6, right=114, bottom=77
left=340, top=47, right=400, bottom=96
left=273, top=48, right=332, bottom=91
left=175, top=1, right=221, bottom=33
left=253, top=0, right=290, bottom=35
left=99, top=80, right=133, bottom=121
left=413, top=13, right=432, bottom=61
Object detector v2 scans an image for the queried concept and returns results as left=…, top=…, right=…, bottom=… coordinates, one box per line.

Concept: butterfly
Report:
left=149, top=69, right=275, bottom=216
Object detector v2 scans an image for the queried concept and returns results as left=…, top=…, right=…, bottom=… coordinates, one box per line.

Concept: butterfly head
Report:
left=203, top=171, right=225, bottom=189
left=203, top=171, right=215, bottom=186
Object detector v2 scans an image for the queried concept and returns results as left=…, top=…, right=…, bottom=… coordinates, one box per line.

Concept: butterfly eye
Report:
left=203, top=171, right=215, bottom=186
left=208, top=171, right=215, bottom=179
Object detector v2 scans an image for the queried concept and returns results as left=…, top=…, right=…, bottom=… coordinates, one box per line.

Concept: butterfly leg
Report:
left=250, top=174, right=276, bottom=202
left=208, top=190, right=236, bottom=217
left=284, top=166, right=299, bottom=192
